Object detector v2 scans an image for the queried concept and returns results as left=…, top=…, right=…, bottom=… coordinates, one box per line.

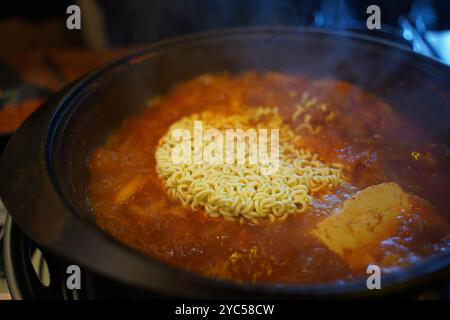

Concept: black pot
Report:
left=0, top=134, right=10, bottom=155
left=1, top=28, right=450, bottom=299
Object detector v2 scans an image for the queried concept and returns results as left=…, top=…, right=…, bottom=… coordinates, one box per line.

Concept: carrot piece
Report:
left=115, top=175, right=147, bottom=205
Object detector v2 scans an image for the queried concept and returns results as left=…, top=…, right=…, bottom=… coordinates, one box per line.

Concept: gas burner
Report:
left=1, top=215, right=171, bottom=299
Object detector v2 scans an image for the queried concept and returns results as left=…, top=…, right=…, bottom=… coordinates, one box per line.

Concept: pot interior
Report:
left=50, top=30, right=450, bottom=224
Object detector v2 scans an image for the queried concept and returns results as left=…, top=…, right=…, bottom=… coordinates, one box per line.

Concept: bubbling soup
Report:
left=88, top=72, right=450, bottom=284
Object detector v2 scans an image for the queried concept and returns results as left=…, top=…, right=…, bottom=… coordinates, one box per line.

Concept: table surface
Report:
left=0, top=48, right=137, bottom=92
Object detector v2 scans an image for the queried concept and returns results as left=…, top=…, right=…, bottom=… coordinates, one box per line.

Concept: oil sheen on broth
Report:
left=88, top=72, right=450, bottom=284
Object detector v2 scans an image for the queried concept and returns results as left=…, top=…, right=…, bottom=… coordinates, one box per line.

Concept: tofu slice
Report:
left=311, top=182, right=411, bottom=270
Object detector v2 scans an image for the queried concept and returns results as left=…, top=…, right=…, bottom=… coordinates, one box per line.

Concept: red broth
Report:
left=88, top=72, right=450, bottom=284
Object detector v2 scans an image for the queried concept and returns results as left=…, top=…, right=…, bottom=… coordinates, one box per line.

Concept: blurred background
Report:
left=0, top=0, right=447, bottom=56
left=0, top=0, right=449, bottom=58
left=0, top=0, right=449, bottom=299
left=1, top=0, right=449, bottom=133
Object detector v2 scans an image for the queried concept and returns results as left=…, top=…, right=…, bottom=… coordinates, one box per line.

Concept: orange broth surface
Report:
left=88, top=72, right=450, bottom=284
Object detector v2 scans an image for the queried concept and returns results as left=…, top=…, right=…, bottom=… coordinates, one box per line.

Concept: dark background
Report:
left=0, top=0, right=449, bottom=50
